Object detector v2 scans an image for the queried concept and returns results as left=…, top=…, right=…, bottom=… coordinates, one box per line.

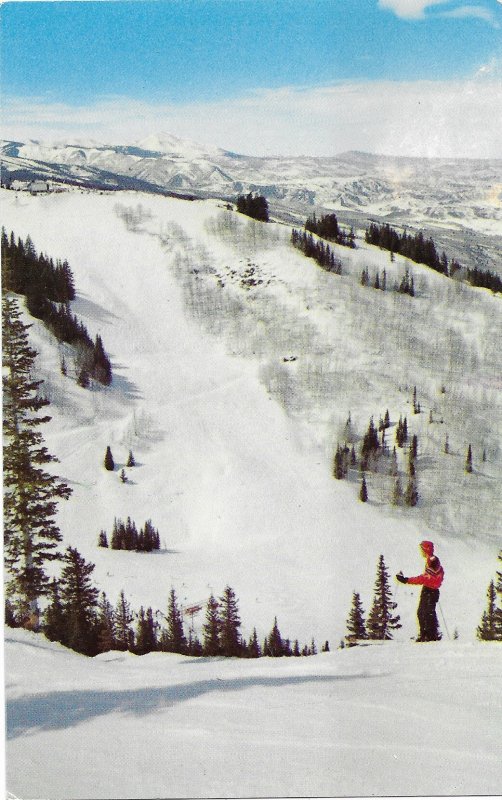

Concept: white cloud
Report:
left=2, top=79, right=502, bottom=159
left=441, top=4, right=498, bottom=23
left=378, top=0, right=498, bottom=23
left=377, top=0, right=447, bottom=19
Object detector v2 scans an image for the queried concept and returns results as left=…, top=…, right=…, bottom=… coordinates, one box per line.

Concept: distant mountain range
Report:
left=2, top=134, right=501, bottom=272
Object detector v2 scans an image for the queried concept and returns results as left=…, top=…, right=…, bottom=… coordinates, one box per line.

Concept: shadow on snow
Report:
left=6, top=671, right=385, bottom=739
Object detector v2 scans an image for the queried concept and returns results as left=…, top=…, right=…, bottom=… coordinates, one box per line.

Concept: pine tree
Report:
left=127, top=450, right=136, bottom=467
left=465, top=444, right=473, bottom=474
left=59, top=546, right=99, bottom=655
left=267, top=617, right=284, bottom=657
left=477, top=581, right=498, bottom=641
left=496, top=550, right=502, bottom=637
left=359, top=474, right=368, bottom=502
left=98, top=530, right=108, bottom=548
left=367, top=555, right=401, bottom=640
left=392, top=476, right=403, bottom=506
left=404, top=476, right=419, bottom=507
left=345, top=592, right=368, bottom=646
left=96, top=592, right=116, bottom=653
left=248, top=628, right=261, bottom=658
left=104, top=446, right=115, bottom=471
left=162, top=588, right=187, bottom=654
left=219, top=585, right=242, bottom=657
left=202, top=594, right=221, bottom=656
left=114, top=590, right=135, bottom=652
left=3, top=296, right=72, bottom=625
left=43, top=578, right=66, bottom=644
left=136, top=606, right=158, bottom=654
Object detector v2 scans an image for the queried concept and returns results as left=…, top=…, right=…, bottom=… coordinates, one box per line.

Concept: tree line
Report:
left=305, top=212, right=356, bottom=248
left=365, top=221, right=501, bottom=293
left=1, top=229, right=112, bottom=386
left=291, top=229, right=343, bottom=274
left=236, top=193, right=269, bottom=222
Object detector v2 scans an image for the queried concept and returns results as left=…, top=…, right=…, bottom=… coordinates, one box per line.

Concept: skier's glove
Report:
left=396, top=573, right=408, bottom=583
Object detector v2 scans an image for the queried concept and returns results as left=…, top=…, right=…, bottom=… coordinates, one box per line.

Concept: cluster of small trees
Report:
left=365, top=222, right=501, bottom=295
left=365, top=223, right=450, bottom=275
left=333, top=411, right=419, bottom=508
left=291, top=229, right=343, bottom=274
left=1, top=230, right=112, bottom=386
left=304, top=213, right=356, bottom=248
left=477, top=551, right=502, bottom=641
left=235, top=193, right=269, bottom=222
left=99, top=517, right=161, bottom=552
left=2, top=228, right=75, bottom=302
left=344, top=554, right=401, bottom=645
left=361, top=265, right=415, bottom=297
left=465, top=267, right=502, bottom=294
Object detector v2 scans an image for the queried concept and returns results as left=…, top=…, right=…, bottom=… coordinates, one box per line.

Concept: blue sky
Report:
left=1, top=0, right=502, bottom=156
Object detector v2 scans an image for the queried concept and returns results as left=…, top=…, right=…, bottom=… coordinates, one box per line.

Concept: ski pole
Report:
left=438, top=601, right=451, bottom=640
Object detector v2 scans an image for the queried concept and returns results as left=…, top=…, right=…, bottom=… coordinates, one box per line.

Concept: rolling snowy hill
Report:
left=2, top=186, right=501, bottom=798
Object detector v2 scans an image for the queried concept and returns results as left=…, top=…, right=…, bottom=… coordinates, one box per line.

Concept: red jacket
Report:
left=408, top=544, right=444, bottom=589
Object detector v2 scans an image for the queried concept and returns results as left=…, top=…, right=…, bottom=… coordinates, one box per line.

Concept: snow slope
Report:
left=1, top=187, right=501, bottom=797
left=1, top=187, right=500, bottom=643
left=5, top=628, right=502, bottom=799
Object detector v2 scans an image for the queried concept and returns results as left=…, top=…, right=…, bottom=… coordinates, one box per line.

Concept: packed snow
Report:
left=5, top=628, right=501, bottom=799
left=2, top=187, right=501, bottom=798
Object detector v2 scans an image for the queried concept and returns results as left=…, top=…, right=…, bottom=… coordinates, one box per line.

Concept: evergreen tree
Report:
left=43, top=578, right=66, bottom=644
left=219, top=585, right=242, bottom=657
left=92, top=334, right=112, bottom=386
left=202, top=594, right=221, bottom=656
left=96, top=592, right=116, bottom=653
left=345, top=592, right=368, bottom=646
left=389, top=447, right=398, bottom=478
left=404, top=476, right=419, bottom=507
left=496, top=550, right=502, bottom=637
left=465, top=444, right=473, bottom=474
left=162, top=588, right=187, bottom=654
left=477, top=581, right=499, bottom=641
left=248, top=628, right=261, bottom=658
left=392, top=476, right=403, bottom=506
left=360, top=417, right=380, bottom=470
left=104, top=446, right=115, bottom=471
left=127, top=449, right=136, bottom=467
left=59, top=546, right=99, bottom=655
left=267, top=617, right=284, bottom=657
left=98, top=530, right=108, bottom=548
left=3, top=296, right=72, bottom=625
left=136, top=606, right=158, bottom=654
left=367, top=555, right=401, bottom=640
left=359, top=475, right=368, bottom=503
left=114, top=590, right=135, bottom=652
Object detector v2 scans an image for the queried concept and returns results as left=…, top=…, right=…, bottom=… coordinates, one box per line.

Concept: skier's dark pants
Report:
left=417, top=587, right=440, bottom=641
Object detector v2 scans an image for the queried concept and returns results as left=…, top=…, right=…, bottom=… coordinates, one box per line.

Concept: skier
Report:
left=396, top=540, right=444, bottom=641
